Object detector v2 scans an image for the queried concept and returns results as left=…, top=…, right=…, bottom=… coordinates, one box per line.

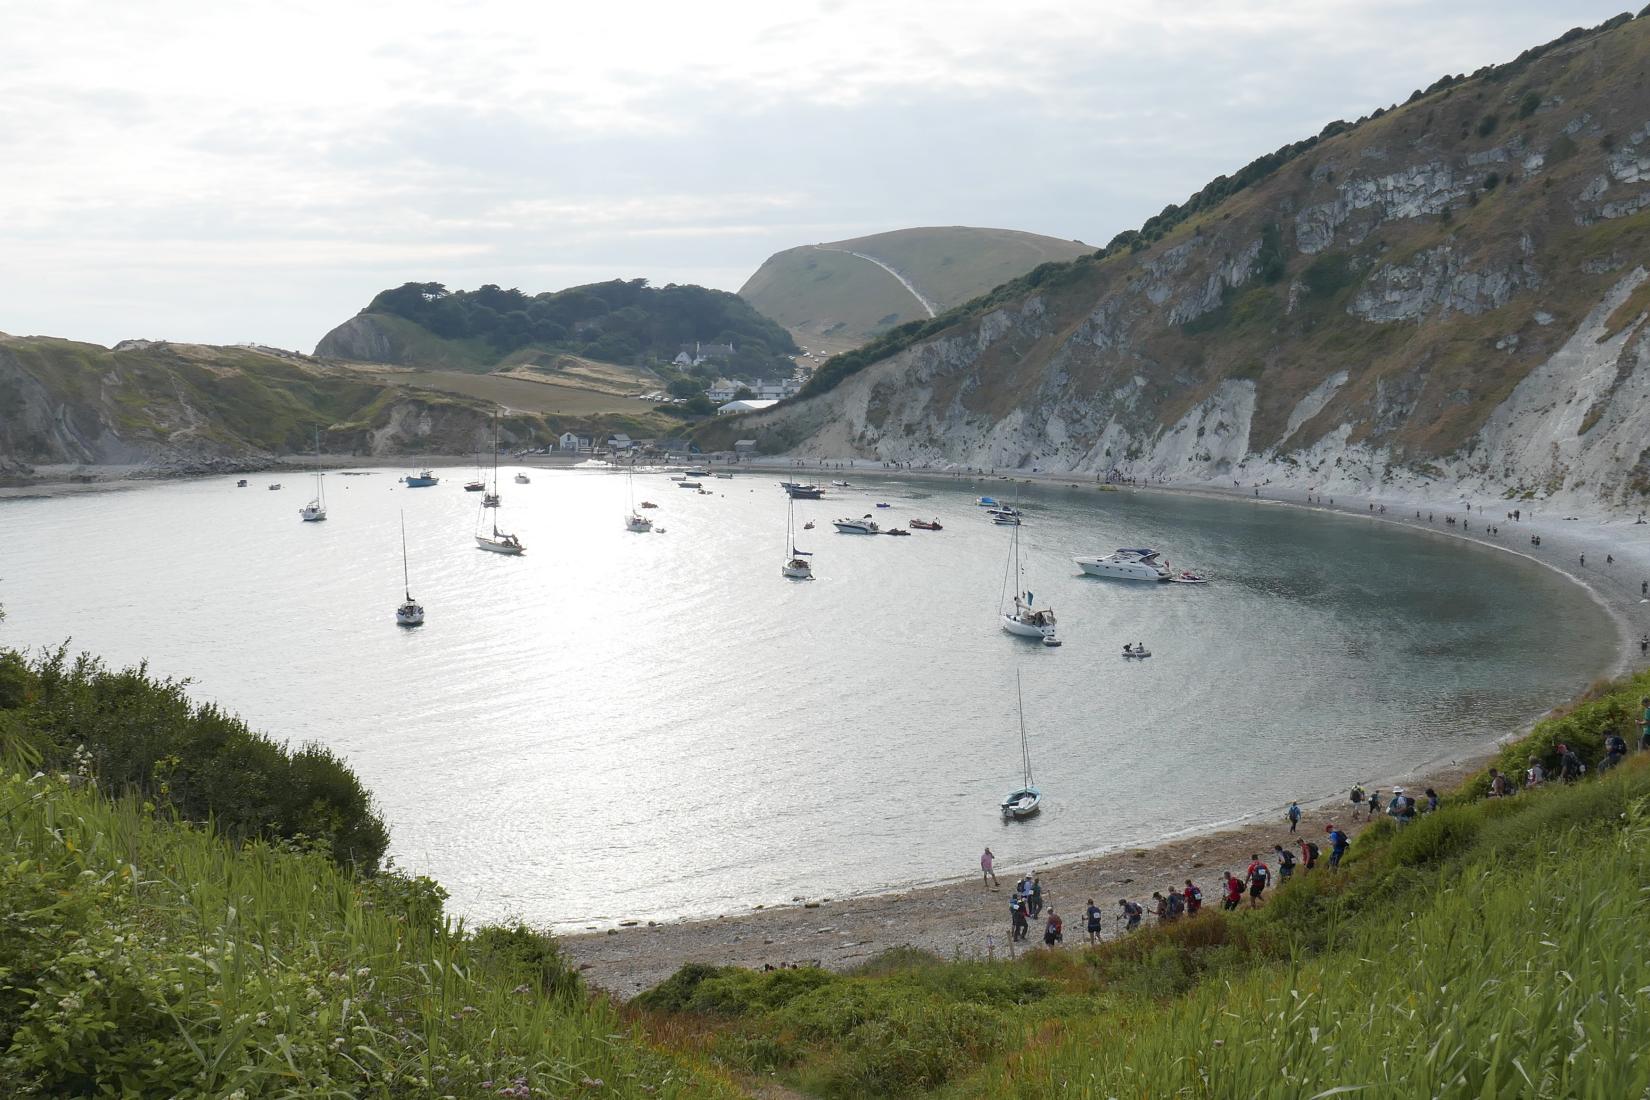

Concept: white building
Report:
left=558, top=432, right=592, bottom=453
left=717, top=399, right=779, bottom=416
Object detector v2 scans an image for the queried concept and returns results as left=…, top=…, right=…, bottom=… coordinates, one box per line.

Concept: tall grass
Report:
left=0, top=769, right=732, bottom=1098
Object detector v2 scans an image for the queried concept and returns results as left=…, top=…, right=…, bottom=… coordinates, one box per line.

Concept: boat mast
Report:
left=1017, top=669, right=1033, bottom=786
left=400, top=510, right=412, bottom=601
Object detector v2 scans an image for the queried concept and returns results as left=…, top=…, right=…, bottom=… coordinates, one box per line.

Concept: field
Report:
left=338, top=362, right=662, bottom=418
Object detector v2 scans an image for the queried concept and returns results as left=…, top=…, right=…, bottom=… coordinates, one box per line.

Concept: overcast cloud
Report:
left=0, top=0, right=1632, bottom=350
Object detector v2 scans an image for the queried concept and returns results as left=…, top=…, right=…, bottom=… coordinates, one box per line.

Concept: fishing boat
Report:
left=299, top=428, right=327, bottom=522
left=909, top=518, right=943, bottom=530
left=395, top=511, right=425, bottom=626
left=1000, top=670, right=1041, bottom=820
left=783, top=494, right=813, bottom=579
left=404, top=470, right=439, bottom=487
left=475, top=409, right=524, bottom=554
left=833, top=514, right=880, bottom=534
left=1001, top=524, right=1058, bottom=645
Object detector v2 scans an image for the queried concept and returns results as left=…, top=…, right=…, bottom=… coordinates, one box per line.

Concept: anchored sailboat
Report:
left=783, top=494, right=813, bottom=579
left=1000, top=523, right=1058, bottom=645
left=299, top=427, right=327, bottom=522
left=475, top=408, right=525, bottom=554
left=1000, top=670, right=1041, bottom=819
left=625, top=459, right=653, bottom=532
left=395, top=511, right=424, bottom=626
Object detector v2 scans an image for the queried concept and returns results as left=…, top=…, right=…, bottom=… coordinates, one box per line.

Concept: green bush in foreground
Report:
left=5, top=646, right=388, bottom=868
left=0, top=769, right=729, bottom=1099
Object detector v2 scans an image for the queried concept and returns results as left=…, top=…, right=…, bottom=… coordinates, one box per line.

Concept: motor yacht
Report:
left=832, top=515, right=880, bottom=534
left=1074, top=548, right=1173, bottom=582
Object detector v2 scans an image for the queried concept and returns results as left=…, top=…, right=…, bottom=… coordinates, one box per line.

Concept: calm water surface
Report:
left=0, top=467, right=1613, bottom=928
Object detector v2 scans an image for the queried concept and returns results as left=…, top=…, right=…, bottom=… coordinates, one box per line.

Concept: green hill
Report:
left=738, top=227, right=1092, bottom=355
left=316, top=279, right=798, bottom=378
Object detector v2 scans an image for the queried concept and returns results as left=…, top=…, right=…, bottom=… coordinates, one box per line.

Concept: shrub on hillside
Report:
left=7, top=647, right=388, bottom=869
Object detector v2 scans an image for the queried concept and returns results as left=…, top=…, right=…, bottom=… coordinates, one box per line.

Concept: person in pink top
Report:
left=980, top=847, right=999, bottom=888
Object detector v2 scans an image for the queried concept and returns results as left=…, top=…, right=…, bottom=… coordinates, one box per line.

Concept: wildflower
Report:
left=512, top=983, right=531, bottom=995
left=356, top=966, right=371, bottom=978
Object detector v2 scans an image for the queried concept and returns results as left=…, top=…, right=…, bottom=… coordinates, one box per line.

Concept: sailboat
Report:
left=1000, top=523, right=1059, bottom=645
left=299, top=427, right=327, bottom=522
left=395, top=512, right=425, bottom=626
left=475, top=408, right=525, bottom=554
left=625, top=460, right=653, bottom=532
left=783, top=494, right=813, bottom=579
left=1000, top=670, right=1041, bottom=819
left=464, top=451, right=486, bottom=493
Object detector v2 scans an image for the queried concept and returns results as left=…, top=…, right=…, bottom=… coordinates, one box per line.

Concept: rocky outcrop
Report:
left=314, top=315, right=404, bottom=363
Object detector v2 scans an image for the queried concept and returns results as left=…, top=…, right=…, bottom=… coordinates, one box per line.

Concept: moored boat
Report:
left=833, top=514, right=880, bottom=534
left=405, top=470, right=439, bottom=487
left=1000, top=525, right=1057, bottom=644
left=1001, top=670, right=1042, bottom=820
left=909, top=518, right=943, bottom=530
left=1074, top=548, right=1173, bottom=582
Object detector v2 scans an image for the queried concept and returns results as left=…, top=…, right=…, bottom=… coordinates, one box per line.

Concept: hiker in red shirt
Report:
left=1222, top=872, right=1243, bottom=911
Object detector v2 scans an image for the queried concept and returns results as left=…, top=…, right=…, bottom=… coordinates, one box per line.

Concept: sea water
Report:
left=0, top=468, right=1614, bottom=928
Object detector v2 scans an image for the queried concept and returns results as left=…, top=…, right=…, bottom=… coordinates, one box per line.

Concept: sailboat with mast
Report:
left=1000, top=670, right=1041, bottom=819
left=395, top=511, right=425, bottom=626
left=783, top=494, right=813, bottom=578
left=475, top=408, right=525, bottom=555
left=1000, top=523, right=1058, bottom=645
left=625, top=459, right=652, bottom=532
left=299, top=427, right=327, bottom=522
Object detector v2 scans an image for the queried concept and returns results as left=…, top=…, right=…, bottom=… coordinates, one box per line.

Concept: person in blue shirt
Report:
left=1085, top=899, right=1103, bottom=944
left=1287, top=801, right=1301, bottom=832
left=1326, top=824, right=1349, bottom=869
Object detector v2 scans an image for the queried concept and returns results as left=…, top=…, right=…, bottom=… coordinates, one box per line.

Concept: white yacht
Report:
left=626, top=512, right=654, bottom=532
left=1000, top=525, right=1058, bottom=645
left=1074, top=548, right=1173, bottom=582
left=476, top=527, right=526, bottom=555
left=395, top=511, right=425, bottom=626
left=832, top=515, right=880, bottom=534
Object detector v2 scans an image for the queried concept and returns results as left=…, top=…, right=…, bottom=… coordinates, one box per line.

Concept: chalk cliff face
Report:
left=720, top=15, right=1650, bottom=510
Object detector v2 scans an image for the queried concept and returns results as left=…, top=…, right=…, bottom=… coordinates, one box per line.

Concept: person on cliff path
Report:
left=1273, top=844, right=1296, bottom=881
left=1245, top=855, right=1270, bottom=907
left=1085, top=899, right=1103, bottom=944
left=1183, top=879, right=1203, bottom=915
left=1287, top=801, right=1301, bottom=832
left=1638, top=697, right=1650, bottom=752
left=980, top=847, right=998, bottom=888
left=1326, top=824, right=1349, bottom=869
left=1222, top=872, right=1244, bottom=911
left=1043, top=908, right=1063, bottom=947
left=1349, top=785, right=1365, bottom=821
left=1298, top=837, right=1319, bottom=871
left=1557, top=742, right=1585, bottom=782
left=1425, top=787, right=1440, bottom=813
left=1119, top=898, right=1143, bottom=932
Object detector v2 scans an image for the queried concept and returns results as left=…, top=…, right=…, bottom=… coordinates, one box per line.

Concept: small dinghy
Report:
left=909, top=518, right=943, bottom=530
left=875, top=502, right=891, bottom=508
left=1171, top=571, right=1208, bottom=584
left=1121, top=645, right=1152, bottom=658
left=885, top=527, right=911, bottom=536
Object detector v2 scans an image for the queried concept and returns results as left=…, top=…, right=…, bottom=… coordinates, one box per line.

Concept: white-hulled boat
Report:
left=1001, top=671, right=1041, bottom=820
left=1000, top=524, right=1058, bottom=645
left=1121, top=644, right=1151, bottom=658
left=1074, top=548, right=1173, bottom=582
left=833, top=514, right=880, bottom=534
left=993, top=512, right=1021, bottom=526
left=514, top=472, right=531, bottom=484
left=268, top=482, right=283, bottom=490
left=783, top=495, right=813, bottom=579
left=475, top=409, right=525, bottom=554
left=299, top=427, right=327, bottom=521
left=395, top=511, right=425, bottom=626
left=624, top=463, right=652, bottom=531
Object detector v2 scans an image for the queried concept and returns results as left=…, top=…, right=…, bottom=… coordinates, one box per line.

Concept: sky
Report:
left=0, top=0, right=1634, bottom=351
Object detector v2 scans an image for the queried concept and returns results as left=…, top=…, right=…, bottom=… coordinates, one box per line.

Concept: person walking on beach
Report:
left=1222, top=872, right=1244, bottom=911
left=1349, top=785, right=1366, bottom=821
left=980, top=847, right=998, bottom=888
left=1183, top=879, right=1202, bottom=915
left=1010, top=894, right=1029, bottom=942
left=1287, top=801, right=1301, bottom=832
left=1119, top=898, right=1143, bottom=932
left=1326, top=824, right=1349, bottom=869
left=1029, top=877, right=1044, bottom=919
left=1085, top=899, right=1103, bottom=944
left=1043, top=908, right=1063, bottom=946
left=1245, top=854, right=1270, bottom=908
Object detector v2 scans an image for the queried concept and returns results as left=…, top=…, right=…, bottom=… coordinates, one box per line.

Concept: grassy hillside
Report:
left=738, top=227, right=1092, bottom=354
left=633, top=668, right=1650, bottom=1097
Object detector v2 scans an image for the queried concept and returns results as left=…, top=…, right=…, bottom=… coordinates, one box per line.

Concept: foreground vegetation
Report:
left=634, top=669, right=1650, bottom=1097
